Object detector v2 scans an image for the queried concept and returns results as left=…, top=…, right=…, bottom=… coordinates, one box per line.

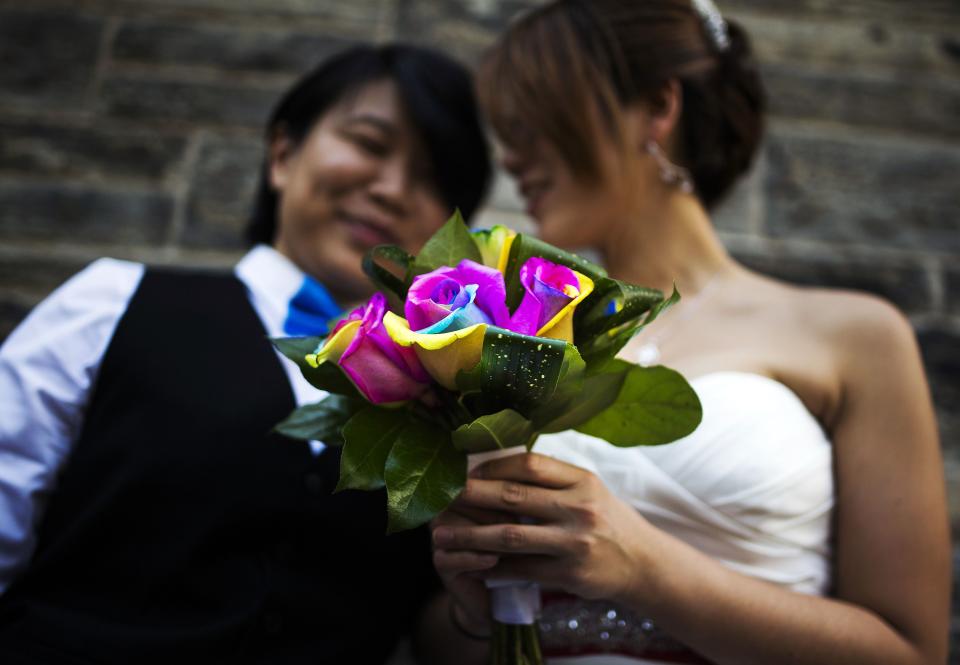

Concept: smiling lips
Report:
left=339, top=211, right=397, bottom=248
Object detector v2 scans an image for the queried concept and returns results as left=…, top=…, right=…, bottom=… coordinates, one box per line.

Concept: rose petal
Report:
left=454, top=260, right=511, bottom=328
left=383, top=312, right=485, bottom=389
left=340, top=334, right=430, bottom=404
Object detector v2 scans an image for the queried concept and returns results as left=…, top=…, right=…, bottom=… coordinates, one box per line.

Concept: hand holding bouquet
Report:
left=273, top=212, right=702, bottom=663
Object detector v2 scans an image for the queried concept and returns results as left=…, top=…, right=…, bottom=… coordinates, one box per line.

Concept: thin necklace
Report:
left=634, top=270, right=725, bottom=367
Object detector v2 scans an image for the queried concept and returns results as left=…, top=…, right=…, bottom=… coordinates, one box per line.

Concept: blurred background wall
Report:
left=0, top=0, right=958, bottom=656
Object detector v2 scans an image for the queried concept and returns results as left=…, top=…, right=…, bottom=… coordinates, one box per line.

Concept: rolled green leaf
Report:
left=384, top=419, right=466, bottom=532
left=527, top=344, right=586, bottom=429
left=476, top=326, right=568, bottom=417
left=273, top=394, right=360, bottom=445
left=337, top=407, right=413, bottom=492
left=412, top=209, right=482, bottom=275
left=576, top=365, right=702, bottom=446
left=575, top=285, right=681, bottom=367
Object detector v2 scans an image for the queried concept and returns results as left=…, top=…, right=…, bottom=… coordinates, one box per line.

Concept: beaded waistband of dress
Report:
left=538, top=594, right=712, bottom=664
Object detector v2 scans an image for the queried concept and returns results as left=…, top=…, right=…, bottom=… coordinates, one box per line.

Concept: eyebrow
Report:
left=341, top=114, right=397, bottom=136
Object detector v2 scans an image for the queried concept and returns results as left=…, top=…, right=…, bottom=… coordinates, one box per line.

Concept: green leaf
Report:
left=537, top=359, right=630, bottom=433
left=576, top=365, right=702, bottom=446
left=575, top=284, right=681, bottom=367
left=412, top=210, right=482, bottom=275
left=272, top=335, right=324, bottom=368
left=452, top=409, right=537, bottom=453
left=270, top=336, right=364, bottom=400
left=640, top=284, right=681, bottom=328
left=502, top=234, right=607, bottom=310
left=273, top=394, right=361, bottom=444
left=528, top=344, right=586, bottom=429
left=362, top=244, right=414, bottom=307
left=384, top=418, right=466, bottom=533
left=476, top=326, right=568, bottom=416
left=337, top=407, right=412, bottom=492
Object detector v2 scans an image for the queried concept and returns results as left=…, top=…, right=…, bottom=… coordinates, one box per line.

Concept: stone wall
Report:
left=1, top=0, right=958, bottom=656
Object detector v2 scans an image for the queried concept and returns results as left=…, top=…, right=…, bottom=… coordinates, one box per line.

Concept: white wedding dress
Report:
left=534, top=371, right=835, bottom=664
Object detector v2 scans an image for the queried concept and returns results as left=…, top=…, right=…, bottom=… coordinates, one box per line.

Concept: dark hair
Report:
left=246, top=44, right=492, bottom=246
left=477, top=0, right=765, bottom=209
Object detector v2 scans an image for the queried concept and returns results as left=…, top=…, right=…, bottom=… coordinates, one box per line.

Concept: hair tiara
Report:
left=691, top=0, right=731, bottom=52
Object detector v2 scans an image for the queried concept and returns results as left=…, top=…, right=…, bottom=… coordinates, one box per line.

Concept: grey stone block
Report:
left=100, top=76, right=285, bottom=127
left=0, top=9, right=103, bottom=110
left=0, top=182, right=173, bottom=245
left=112, top=0, right=390, bottom=33
left=725, top=0, right=960, bottom=25
left=712, top=155, right=763, bottom=234
left=762, top=63, right=960, bottom=139
left=917, top=326, right=960, bottom=452
left=183, top=137, right=263, bottom=248
left=0, top=121, right=186, bottom=182
left=0, top=253, right=89, bottom=295
left=764, top=128, right=960, bottom=251
left=396, top=0, right=543, bottom=63
left=734, top=251, right=934, bottom=315
left=113, top=20, right=355, bottom=73
left=738, top=14, right=960, bottom=75
left=947, top=269, right=960, bottom=316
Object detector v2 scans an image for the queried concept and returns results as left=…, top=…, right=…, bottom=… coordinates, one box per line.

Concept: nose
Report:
left=368, top=155, right=409, bottom=216
left=499, top=144, right=526, bottom=177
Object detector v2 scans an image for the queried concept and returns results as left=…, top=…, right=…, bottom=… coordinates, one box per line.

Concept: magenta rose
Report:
left=308, top=292, right=432, bottom=404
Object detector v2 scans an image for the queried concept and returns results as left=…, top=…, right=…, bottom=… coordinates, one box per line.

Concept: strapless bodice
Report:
left=535, top=372, right=835, bottom=664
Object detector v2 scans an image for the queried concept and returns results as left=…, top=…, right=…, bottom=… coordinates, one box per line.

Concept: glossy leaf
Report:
left=385, top=418, right=466, bottom=532
left=576, top=285, right=681, bottom=367
left=528, top=344, right=586, bottom=429
left=412, top=210, right=482, bottom=275
left=336, top=407, right=411, bottom=492
left=453, top=409, right=537, bottom=453
left=537, top=358, right=630, bottom=434
left=576, top=365, right=702, bottom=446
left=273, top=394, right=360, bottom=445
left=476, top=326, right=568, bottom=417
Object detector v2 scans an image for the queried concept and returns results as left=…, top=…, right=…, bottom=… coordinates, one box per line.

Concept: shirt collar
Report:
left=234, top=245, right=343, bottom=337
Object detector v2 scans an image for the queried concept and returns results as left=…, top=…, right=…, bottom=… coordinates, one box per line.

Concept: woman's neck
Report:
left=600, top=190, right=735, bottom=296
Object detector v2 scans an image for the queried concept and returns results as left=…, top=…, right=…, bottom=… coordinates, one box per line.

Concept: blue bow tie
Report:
left=283, top=276, right=343, bottom=336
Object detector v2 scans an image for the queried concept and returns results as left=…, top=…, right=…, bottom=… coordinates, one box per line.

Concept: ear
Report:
left=623, top=80, right=683, bottom=154
left=268, top=129, right=296, bottom=192
left=647, top=79, right=683, bottom=147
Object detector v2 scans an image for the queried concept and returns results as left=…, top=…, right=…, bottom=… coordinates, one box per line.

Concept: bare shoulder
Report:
left=799, top=288, right=917, bottom=369
left=741, top=271, right=917, bottom=364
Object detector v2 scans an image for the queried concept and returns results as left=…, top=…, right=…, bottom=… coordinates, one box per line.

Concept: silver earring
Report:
left=646, top=140, right=694, bottom=194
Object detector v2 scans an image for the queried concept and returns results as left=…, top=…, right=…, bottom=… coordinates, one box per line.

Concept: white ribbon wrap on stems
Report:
left=466, top=440, right=602, bottom=625
left=467, top=446, right=541, bottom=625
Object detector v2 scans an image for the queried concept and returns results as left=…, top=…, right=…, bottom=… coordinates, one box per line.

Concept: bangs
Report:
left=477, top=3, right=625, bottom=183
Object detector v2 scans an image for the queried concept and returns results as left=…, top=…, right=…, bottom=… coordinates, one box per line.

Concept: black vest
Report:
left=0, top=269, right=435, bottom=664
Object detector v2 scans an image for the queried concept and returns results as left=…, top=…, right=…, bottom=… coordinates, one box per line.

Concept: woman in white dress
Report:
left=421, top=1, right=950, bottom=663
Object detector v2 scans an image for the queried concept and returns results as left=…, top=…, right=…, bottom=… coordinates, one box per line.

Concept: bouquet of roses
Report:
left=273, top=212, right=702, bottom=664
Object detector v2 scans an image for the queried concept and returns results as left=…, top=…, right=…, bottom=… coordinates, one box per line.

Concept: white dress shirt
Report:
left=0, top=245, right=330, bottom=593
